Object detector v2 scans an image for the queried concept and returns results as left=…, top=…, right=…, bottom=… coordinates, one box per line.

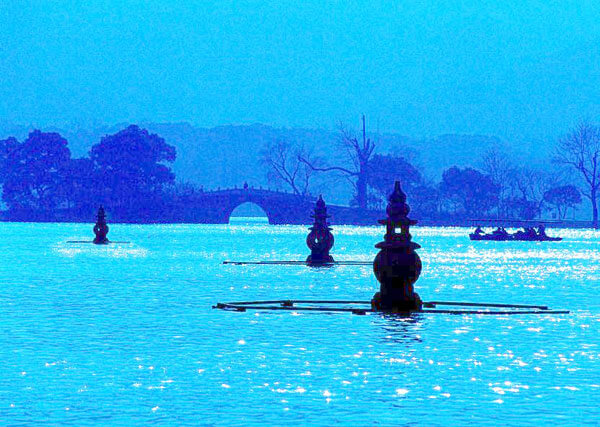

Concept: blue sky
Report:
left=1, top=0, right=599, bottom=144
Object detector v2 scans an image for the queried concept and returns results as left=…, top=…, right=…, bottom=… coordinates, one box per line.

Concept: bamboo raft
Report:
left=213, top=300, right=570, bottom=315
left=223, top=260, right=371, bottom=266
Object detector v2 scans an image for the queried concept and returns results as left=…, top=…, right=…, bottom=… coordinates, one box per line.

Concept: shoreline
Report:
left=0, top=217, right=595, bottom=229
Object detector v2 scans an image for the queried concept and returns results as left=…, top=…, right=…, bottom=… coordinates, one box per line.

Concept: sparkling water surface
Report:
left=0, top=220, right=598, bottom=425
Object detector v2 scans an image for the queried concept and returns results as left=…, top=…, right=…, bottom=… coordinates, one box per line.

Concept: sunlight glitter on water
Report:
left=0, top=223, right=598, bottom=425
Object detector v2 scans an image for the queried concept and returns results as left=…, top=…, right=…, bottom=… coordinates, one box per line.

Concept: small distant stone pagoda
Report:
left=93, top=206, right=110, bottom=245
left=306, top=195, right=335, bottom=265
left=371, top=181, right=423, bottom=312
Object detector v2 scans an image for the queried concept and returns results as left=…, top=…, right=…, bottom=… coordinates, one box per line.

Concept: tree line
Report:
left=0, top=119, right=598, bottom=227
left=263, top=117, right=598, bottom=227
left=0, top=125, right=176, bottom=221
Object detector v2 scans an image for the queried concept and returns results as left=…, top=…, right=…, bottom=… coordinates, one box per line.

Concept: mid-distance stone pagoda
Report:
left=306, top=195, right=335, bottom=265
left=93, top=206, right=110, bottom=245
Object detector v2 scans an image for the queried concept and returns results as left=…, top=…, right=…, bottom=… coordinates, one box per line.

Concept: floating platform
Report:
left=66, top=240, right=131, bottom=244
left=213, top=300, right=569, bottom=315
left=223, top=260, right=371, bottom=266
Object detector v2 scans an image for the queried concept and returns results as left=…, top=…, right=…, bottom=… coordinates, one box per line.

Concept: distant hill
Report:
left=0, top=122, right=543, bottom=206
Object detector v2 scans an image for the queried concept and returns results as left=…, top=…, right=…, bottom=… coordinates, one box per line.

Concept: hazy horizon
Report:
left=1, top=1, right=600, bottom=146
left=0, top=118, right=508, bottom=141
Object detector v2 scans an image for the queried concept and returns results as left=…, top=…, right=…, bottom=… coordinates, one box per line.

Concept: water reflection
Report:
left=373, top=314, right=424, bottom=344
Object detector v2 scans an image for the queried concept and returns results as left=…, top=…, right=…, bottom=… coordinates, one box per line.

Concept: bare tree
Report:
left=554, top=121, right=600, bottom=228
left=513, top=167, right=560, bottom=216
left=299, top=115, right=375, bottom=209
left=481, top=147, right=516, bottom=217
left=261, top=140, right=316, bottom=196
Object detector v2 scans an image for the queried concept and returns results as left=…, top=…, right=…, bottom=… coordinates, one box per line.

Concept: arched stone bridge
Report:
left=177, top=185, right=380, bottom=225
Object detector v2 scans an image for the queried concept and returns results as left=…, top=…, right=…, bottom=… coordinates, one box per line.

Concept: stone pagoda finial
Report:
left=306, top=195, right=335, bottom=265
left=93, top=206, right=110, bottom=245
left=371, top=181, right=422, bottom=312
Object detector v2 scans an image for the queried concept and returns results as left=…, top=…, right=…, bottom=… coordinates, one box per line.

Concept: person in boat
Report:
left=521, top=227, right=537, bottom=238
left=492, top=227, right=508, bottom=237
left=474, top=226, right=484, bottom=235
left=537, top=224, right=547, bottom=238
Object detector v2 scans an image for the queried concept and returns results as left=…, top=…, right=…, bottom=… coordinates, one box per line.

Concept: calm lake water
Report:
left=0, top=220, right=598, bottom=425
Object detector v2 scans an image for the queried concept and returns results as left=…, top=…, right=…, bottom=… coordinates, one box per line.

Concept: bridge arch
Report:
left=228, top=202, right=270, bottom=223
left=203, top=188, right=314, bottom=224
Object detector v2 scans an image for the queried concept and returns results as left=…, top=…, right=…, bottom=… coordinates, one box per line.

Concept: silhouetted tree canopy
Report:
left=503, top=197, right=540, bottom=220
left=0, top=137, right=19, bottom=184
left=367, top=154, right=422, bottom=209
left=90, top=125, right=176, bottom=214
left=2, top=131, right=71, bottom=213
left=61, top=158, right=95, bottom=213
left=544, top=185, right=582, bottom=219
left=439, top=167, right=499, bottom=218
left=409, top=183, right=440, bottom=218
